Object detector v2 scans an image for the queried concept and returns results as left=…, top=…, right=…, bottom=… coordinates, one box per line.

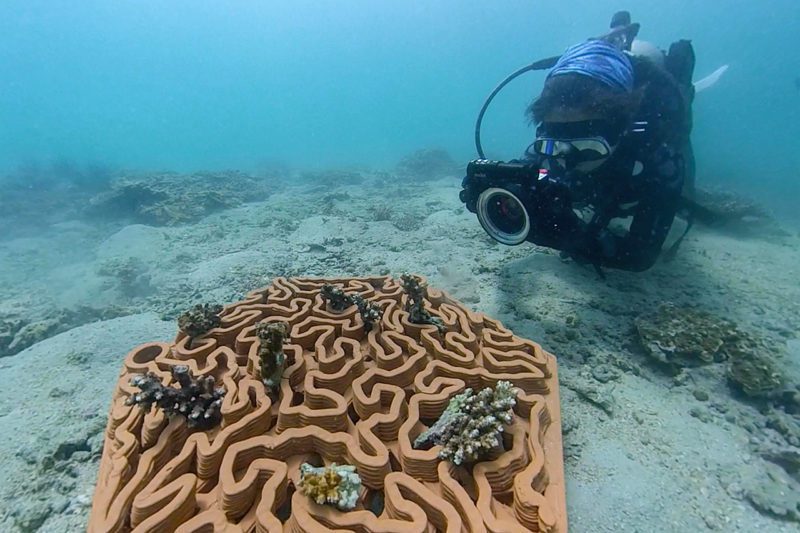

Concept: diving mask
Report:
left=531, top=137, right=613, bottom=162
left=531, top=119, right=622, bottom=164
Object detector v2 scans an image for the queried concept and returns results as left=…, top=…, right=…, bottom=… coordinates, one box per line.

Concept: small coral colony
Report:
left=125, top=276, right=518, bottom=511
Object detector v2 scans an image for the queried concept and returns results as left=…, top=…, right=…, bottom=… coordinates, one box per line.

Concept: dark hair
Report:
left=527, top=73, right=643, bottom=131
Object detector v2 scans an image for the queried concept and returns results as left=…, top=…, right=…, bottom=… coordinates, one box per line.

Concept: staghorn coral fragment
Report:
left=90, top=276, right=566, bottom=533
left=255, top=321, right=289, bottom=393
left=400, top=273, right=444, bottom=330
left=126, top=365, right=225, bottom=429
left=298, top=462, right=362, bottom=511
left=177, top=303, right=223, bottom=348
left=351, top=294, right=382, bottom=332
left=414, top=380, right=517, bottom=465
left=320, top=284, right=353, bottom=312
left=320, top=284, right=383, bottom=332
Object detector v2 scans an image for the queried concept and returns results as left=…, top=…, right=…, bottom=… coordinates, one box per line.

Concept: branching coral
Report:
left=320, top=285, right=382, bottom=332
left=368, top=204, right=392, bottom=222
left=351, top=294, right=382, bottom=332
left=320, top=284, right=353, bottom=312
left=414, top=381, right=517, bottom=465
left=126, top=365, right=225, bottom=429
left=401, top=273, right=444, bottom=330
left=255, top=321, right=289, bottom=394
left=178, top=303, right=223, bottom=348
left=298, top=463, right=362, bottom=511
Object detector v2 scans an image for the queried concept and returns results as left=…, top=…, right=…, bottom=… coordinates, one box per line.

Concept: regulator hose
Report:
left=474, top=55, right=560, bottom=159
left=474, top=16, right=640, bottom=159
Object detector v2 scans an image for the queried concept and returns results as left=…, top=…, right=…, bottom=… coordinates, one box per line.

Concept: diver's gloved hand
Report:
left=459, top=175, right=479, bottom=213
left=528, top=175, right=572, bottom=222
left=564, top=229, right=617, bottom=266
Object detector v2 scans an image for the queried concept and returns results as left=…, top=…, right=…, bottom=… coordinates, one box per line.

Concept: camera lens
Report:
left=476, top=188, right=530, bottom=245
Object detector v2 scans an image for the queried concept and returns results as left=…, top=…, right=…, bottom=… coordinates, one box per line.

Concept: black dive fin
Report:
left=610, top=11, right=632, bottom=28
left=662, top=217, right=693, bottom=263
left=662, top=196, right=718, bottom=263
left=679, top=196, right=719, bottom=226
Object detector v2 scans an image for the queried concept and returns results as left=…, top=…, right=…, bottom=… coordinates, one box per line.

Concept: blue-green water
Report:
left=1, top=3, right=800, bottom=532
left=2, top=1, right=798, bottom=209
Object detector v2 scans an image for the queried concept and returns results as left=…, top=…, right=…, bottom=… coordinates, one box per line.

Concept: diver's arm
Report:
left=591, top=187, right=681, bottom=271
left=570, top=144, right=684, bottom=271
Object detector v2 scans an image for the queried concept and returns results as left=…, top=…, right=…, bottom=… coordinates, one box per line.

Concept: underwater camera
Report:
left=463, top=11, right=641, bottom=247
left=460, top=159, right=544, bottom=246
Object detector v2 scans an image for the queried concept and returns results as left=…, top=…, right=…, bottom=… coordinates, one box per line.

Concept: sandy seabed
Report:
left=1, top=169, right=798, bottom=532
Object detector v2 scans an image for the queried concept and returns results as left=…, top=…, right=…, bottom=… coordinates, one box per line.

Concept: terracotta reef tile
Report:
left=90, top=276, right=566, bottom=532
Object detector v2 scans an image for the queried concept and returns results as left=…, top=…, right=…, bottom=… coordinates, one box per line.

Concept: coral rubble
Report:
left=414, top=381, right=517, bottom=465
left=87, top=171, right=270, bottom=226
left=693, top=187, right=773, bottom=228
left=728, top=348, right=784, bottom=397
left=635, top=304, right=785, bottom=397
left=0, top=305, right=130, bottom=358
left=177, top=303, right=222, bottom=347
left=392, top=212, right=424, bottom=233
left=396, top=148, right=459, bottom=181
left=96, top=257, right=152, bottom=297
left=126, top=365, right=225, bottom=429
left=298, top=463, right=362, bottom=511
left=635, top=304, right=735, bottom=366
left=90, top=276, right=566, bottom=532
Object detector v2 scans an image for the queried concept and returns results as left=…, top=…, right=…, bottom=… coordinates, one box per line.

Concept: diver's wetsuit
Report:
left=526, top=55, right=691, bottom=272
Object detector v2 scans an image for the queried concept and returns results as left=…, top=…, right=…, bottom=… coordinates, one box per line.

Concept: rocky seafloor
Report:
left=1, top=151, right=799, bottom=532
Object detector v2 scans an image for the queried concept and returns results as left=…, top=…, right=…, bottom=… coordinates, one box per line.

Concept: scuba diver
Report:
left=460, top=12, right=702, bottom=273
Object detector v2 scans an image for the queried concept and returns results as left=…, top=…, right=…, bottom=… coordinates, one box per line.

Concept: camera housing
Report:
left=461, top=159, right=542, bottom=245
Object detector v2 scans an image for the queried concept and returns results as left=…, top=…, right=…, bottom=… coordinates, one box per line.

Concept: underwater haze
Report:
left=2, top=1, right=799, bottom=198
left=2, top=2, right=800, bottom=532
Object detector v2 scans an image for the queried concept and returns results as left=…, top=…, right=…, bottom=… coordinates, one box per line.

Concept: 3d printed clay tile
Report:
left=90, top=275, right=567, bottom=532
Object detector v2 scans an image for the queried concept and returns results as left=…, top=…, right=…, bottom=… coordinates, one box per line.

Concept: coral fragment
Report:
left=126, top=365, right=225, bottom=429
left=414, top=380, right=517, bottom=465
left=298, top=463, right=362, bottom=511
